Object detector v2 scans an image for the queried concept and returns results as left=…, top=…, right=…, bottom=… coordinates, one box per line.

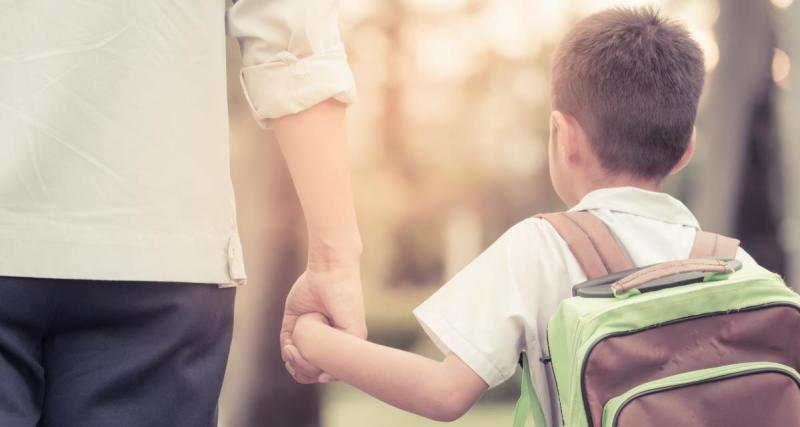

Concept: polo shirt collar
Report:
left=568, top=186, right=700, bottom=229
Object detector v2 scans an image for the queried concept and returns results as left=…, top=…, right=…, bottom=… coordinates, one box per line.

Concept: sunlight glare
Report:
left=689, top=29, right=720, bottom=72
left=773, top=48, right=792, bottom=89
left=771, top=0, right=795, bottom=9
left=402, top=0, right=471, bottom=13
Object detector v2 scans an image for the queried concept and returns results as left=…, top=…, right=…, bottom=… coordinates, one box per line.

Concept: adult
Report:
left=0, top=1, right=364, bottom=425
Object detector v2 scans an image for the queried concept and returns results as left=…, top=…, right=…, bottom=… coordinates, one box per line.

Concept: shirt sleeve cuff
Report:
left=239, top=44, right=357, bottom=127
left=413, top=302, right=507, bottom=388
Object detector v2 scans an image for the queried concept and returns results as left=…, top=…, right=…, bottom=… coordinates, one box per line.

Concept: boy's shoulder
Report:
left=497, top=215, right=571, bottom=253
left=489, top=216, right=589, bottom=286
left=496, top=187, right=703, bottom=283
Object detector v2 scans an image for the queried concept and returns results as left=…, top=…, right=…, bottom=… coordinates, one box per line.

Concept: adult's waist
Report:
left=0, top=222, right=246, bottom=287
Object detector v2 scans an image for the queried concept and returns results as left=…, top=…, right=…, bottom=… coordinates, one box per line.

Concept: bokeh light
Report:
left=771, top=0, right=795, bottom=9
left=773, top=48, right=792, bottom=89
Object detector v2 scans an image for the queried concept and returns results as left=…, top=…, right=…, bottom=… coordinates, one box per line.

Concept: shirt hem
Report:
left=0, top=236, right=246, bottom=288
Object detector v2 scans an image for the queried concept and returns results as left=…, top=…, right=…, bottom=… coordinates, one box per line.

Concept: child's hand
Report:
left=285, top=313, right=334, bottom=383
left=295, top=312, right=330, bottom=337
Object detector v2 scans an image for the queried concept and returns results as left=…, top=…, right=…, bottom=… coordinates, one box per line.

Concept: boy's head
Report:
left=547, top=7, right=705, bottom=205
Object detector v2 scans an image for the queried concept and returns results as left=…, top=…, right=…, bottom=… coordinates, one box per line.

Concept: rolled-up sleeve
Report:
left=227, top=0, right=357, bottom=124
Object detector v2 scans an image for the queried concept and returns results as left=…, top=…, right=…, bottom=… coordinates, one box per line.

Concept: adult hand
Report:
left=280, top=262, right=366, bottom=383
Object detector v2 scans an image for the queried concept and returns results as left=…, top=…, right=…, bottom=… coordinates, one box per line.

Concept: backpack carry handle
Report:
left=572, top=257, right=741, bottom=298
left=611, top=257, right=739, bottom=294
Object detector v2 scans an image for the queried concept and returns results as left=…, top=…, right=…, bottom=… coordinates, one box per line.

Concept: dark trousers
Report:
left=0, top=276, right=235, bottom=427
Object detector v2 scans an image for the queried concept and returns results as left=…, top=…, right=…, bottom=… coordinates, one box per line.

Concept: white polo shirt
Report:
left=0, top=1, right=355, bottom=286
left=413, top=186, right=755, bottom=426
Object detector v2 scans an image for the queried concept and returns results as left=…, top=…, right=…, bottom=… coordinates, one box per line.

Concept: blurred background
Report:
left=218, top=0, right=800, bottom=425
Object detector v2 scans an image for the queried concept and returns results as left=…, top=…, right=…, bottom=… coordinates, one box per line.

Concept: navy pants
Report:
left=0, top=276, right=235, bottom=427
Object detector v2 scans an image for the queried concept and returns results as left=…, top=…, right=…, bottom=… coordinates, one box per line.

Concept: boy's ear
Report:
left=551, top=110, right=580, bottom=163
left=670, top=127, right=696, bottom=175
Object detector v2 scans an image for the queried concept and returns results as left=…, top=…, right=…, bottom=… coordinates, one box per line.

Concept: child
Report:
left=284, top=7, right=756, bottom=425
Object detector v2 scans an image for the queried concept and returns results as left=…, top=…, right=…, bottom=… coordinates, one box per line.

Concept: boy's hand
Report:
left=285, top=312, right=333, bottom=383
left=293, top=312, right=330, bottom=347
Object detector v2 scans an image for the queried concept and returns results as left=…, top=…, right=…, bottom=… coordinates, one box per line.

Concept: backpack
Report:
left=513, top=211, right=800, bottom=427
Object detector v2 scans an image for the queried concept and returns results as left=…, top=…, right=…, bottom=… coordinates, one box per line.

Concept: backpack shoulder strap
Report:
left=513, top=353, right=547, bottom=427
left=536, top=211, right=633, bottom=280
left=689, top=230, right=740, bottom=258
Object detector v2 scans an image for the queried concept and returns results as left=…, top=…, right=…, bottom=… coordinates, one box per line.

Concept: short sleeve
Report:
left=413, top=222, right=533, bottom=388
left=227, top=0, right=357, bottom=126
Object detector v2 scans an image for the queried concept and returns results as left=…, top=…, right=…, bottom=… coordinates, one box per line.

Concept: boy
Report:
left=284, top=7, right=756, bottom=425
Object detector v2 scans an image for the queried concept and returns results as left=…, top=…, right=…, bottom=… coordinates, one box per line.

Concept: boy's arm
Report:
left=290, top=314, right=489, bottom=422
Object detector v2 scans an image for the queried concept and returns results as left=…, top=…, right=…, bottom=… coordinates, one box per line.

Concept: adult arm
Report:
left=273, top=100, right=366, bottom=383
left=227, top=0, right=365, bottom=382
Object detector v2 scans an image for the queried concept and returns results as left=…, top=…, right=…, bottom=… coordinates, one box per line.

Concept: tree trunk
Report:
left=689, top=0, right=785, bottom=274
left=775, top=3, right=800, bottom=285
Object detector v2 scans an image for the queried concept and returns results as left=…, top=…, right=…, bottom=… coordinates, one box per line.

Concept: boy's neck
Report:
left=572, top=173, right=663, bottom=205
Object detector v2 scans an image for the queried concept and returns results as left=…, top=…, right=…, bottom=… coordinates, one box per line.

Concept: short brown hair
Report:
left=552, top=7, right=705, bottom=178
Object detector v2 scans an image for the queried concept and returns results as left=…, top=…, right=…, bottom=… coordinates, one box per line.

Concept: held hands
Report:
left=285, top=312, right=332, bottom=381
left=280, top=262, right=367, bottom=383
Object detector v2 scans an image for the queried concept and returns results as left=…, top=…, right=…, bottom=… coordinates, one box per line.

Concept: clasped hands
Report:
left=280, top=264, right=366, bottom=383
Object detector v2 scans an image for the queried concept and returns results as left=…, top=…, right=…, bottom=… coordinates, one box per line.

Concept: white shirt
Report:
left=413, top=187, right=755, bottom=426
left=0, top=1, right=355, bottom=286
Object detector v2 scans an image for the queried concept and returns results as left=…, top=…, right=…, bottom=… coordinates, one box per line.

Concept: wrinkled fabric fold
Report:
left=239, top=46, right=356, bottom=125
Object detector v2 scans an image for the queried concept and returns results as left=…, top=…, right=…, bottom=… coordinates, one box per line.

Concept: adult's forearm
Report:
left=272, top=99, right=362, bottom=268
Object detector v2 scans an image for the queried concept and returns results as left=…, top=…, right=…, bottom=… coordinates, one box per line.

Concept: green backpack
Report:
left=513, top=211, right=800, bottom=427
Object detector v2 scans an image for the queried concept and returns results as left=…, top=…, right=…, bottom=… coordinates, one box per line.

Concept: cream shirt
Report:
left=413, top=187, right=755, bottom=426
left=0, top=1, right=356, bottom=286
